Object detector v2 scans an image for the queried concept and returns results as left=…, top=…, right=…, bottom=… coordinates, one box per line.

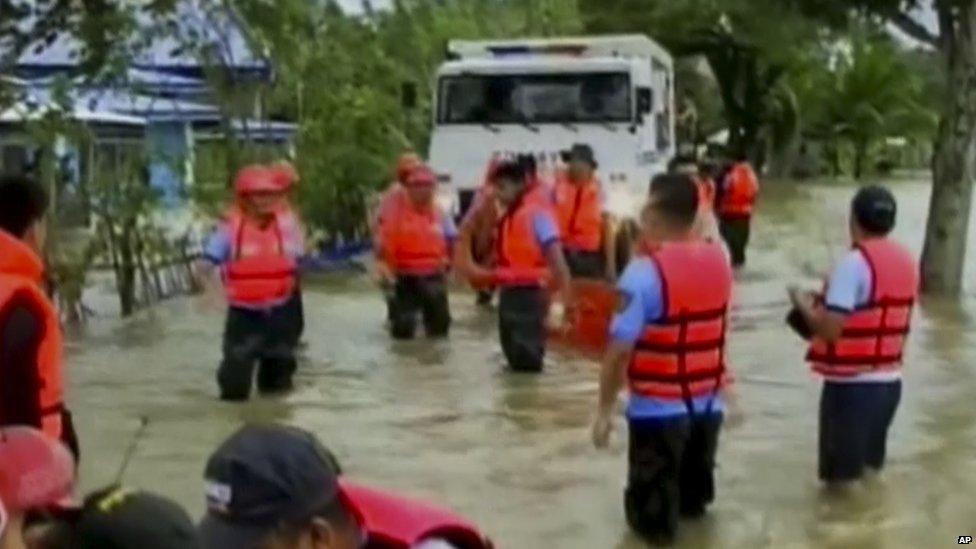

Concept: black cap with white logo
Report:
left=198, top=424, right=342, bottom=549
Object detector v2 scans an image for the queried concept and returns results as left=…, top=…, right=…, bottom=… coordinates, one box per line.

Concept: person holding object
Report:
left=592, top=173, right=735, bottom=545
left=198, top=424, right=491, bottom=549
left=483, top=161, right=573, bottom=372
left=377, top=165, right=456, bottom=339
left=197, top=165, right=304, bottom=401
left=0, top=175, right=79, bottom=458
left=788, top=185, right=917, bottom=486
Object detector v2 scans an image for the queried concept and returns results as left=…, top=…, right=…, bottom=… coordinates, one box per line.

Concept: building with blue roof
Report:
left=1, top=0, right=296, bottom=210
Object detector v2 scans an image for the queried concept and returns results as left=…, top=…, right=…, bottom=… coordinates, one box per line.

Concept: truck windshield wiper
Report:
left=599, top=121, right=619, bottom=133
left=561, top=122, right=579, bottom=133
left=481, top=122, right=501, bottom=133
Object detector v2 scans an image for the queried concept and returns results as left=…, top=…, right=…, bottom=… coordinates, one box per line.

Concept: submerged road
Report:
left=68, top=177, right=976, bottom=548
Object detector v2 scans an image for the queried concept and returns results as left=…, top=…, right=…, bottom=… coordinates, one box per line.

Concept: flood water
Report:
left=68, top=177, right=976, bottom=548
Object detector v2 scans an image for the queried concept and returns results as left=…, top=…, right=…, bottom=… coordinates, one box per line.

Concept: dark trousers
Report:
left=390, top=274, right=451, bottom=339
left=218, top=304, right=298, bottom=401
left=283, top=286, right=305, bottom=345
left=626, top=414, right=723, bottom=544
left=498, top=286, right=547, bottom=372
left=819, top=380, right=901, bottom=482
left=718, top=216, right=751, bottom=267
left=565, top=249, right=605, bottom=279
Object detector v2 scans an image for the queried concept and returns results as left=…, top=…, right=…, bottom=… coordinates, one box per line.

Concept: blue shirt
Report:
left=821, top=249, right=901, bottom=383
left=611, top=258, right=725, bottom=419
left=532, top=211, right=560, bottom=249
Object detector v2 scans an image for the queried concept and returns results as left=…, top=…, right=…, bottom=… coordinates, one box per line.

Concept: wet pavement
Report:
left=68, top=177, right=976, bottom=548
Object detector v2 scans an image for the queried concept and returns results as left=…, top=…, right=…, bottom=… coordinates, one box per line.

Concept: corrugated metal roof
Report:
left=14, top=0, right=268, bottom=74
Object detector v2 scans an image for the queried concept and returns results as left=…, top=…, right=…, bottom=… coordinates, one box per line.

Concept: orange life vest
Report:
left=553, top=175, right=603, bottom=252
left=807, top=239, right=918, bottom=377
left=0, top=231, right=65, bottom=441
left=381, top=192, right=449, bottom=276
left=629, top=241, right=732, bottom=400
left=718, top=162, right=759, bottom=218
left=224, top=211, right=297, bottom=307
left=340, top=480, right=491, bottom=549
left=495, top=193, right=551, bottom=287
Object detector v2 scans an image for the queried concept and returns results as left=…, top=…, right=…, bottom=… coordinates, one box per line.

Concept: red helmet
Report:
left=269, top=161, right=299, bottom=191
left=404, top=165, right=437, bottom=188
left=0, top=427, right=75, bottom=513
left=395, top=153, right=422, bottom=183
left=234, top=165, right=277, bottom=196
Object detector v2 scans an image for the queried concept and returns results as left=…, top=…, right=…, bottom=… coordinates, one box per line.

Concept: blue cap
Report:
left=198, top=424, right=341, bottom=549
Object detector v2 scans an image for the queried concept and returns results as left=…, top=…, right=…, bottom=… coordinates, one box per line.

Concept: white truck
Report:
left=428, top=34, right=675, bottom=221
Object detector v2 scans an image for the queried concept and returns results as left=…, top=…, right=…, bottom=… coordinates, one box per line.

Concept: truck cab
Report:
left=428, top=35, right=675, bottom=221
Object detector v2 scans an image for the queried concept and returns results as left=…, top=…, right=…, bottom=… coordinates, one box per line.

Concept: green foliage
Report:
left=234, top=0, right=582, bottom=240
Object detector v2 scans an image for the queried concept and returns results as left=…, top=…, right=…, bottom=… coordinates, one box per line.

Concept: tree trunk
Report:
left=117, top=220, right=137, bottom=317
left=921, top=5, right=976, bottom=296
left=853, top=139, right=867, bottom=180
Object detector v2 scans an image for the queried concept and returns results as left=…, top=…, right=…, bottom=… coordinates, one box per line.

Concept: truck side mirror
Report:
left=401, top=82, right=418, bottom=110
left=637, top=87, right=654, bottom=118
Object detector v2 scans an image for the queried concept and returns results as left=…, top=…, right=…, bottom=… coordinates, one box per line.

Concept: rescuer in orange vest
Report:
left=592, top=173, right=735, bottom=544
left=269, top=160, right=306, bottom=347
left=377, top=165, right=456, bottom=339
left=788, top=185, right=917, bottom=485
left=486, top=160, right=573, bottom=372
left=198, top=165, right=304, bottom=401
left=553, top=144, right=612, bottom=279
left=373, top=153, right=422, bottom=321
left=716, top=153, right=760, bottom=267
left=0, top=175, right=79, bottom=459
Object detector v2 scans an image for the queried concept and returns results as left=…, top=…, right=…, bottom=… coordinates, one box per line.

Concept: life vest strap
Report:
left=809, top=353, right=904, bottom=366
left=629, top=366, right=725, bottom=384
left=840, top=325, right=911, bottom=338
left=634, top=337, right=725, bottom=353
left=658, top=306, right=729, bottom=324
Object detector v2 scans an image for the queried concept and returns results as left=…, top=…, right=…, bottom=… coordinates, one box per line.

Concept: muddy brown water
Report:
left=68, top=177, right=976, bottom=548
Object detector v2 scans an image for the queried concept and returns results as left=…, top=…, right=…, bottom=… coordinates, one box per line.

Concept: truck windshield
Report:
left=437, top=72, right=632, bottom=125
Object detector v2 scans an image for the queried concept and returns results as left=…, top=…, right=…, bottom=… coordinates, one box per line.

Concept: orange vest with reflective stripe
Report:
left=0, top=231, right=64, bottom=440
left=629, top=241, right=732, bottom=400
left=808, top=239, right=917, bottom=377
left=225, top=212, right=296, bottom=307
left=718, top=163, right=759, bottom=218
left=495, top=193, right=550, bottom=287
left=381, top=192, right=449, bottom=276
left=553, top=175, right=603, bottom=252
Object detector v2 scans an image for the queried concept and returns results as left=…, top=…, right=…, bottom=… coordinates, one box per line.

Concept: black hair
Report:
left=515, top=153, right=537, bottom=178
left=851, top=185, right=897, bottom=236
left=647, top=173, right=699, bottom=230
left=490, top=160, right=526, bottom=186
left=0, top=174, right=49, bottom=238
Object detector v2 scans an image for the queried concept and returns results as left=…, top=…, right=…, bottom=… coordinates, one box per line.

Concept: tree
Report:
left=817, top=30, right=936, bottom=178
left=792, top=0, right=975, bottom=295
left=580, top=0, right=819, bottom=168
